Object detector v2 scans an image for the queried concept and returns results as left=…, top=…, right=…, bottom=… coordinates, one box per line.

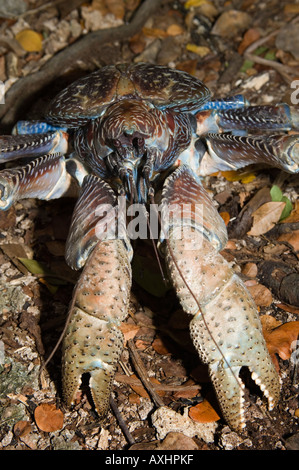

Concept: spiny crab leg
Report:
left=0, top=130, right=68, bottom=162
left=0, top=154, right=73, bottom=210
left=160, top=165, right=281, bottom=431
left=199, top=133, right=299, bottom=175
left=63, top=174, right=132, bottom=415
left=196, top=104, right=299, bottom=134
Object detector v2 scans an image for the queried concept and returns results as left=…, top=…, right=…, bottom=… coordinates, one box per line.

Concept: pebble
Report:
left=242, top=72, right=270, bottom=91
left=0, top=0, right=27, bottom=18
left=211, top=10, right=251, bottom=38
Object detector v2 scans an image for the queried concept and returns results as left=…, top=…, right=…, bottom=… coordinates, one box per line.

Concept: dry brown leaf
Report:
left=261, top=316, right=299, bottom=371
left=188, top=399, right=220, bottom=423
left=120, top=322, right=140, bottom=344
left=15, top=30, right=43, bottom=52
left=242, top=262, right=258, bottom=278
left=34, top=403, right=64, bottom=432
left=247, top=201, right=286, bottom=236
left=247, top=283, right=273, bottom=307
left=277, top=303, right=299, bottom=315
left=14, top=420, right=32, bottom=438
left=238, top=28, right=260, bottom=55
left=278, top=230, right=299, bottom=252
left=129, top=374, right=165, bottom=398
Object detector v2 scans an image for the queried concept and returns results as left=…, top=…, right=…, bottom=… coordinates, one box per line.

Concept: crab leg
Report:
left=199, top=133, right=299, bottom=175
left=196, top=104, right=299, bottom=134
left=160, top=165, right=280, bottom=431
left=0, top=154, right=73, bottom=210
left=0, top=130, right=68, bottom=162
left=63, top=174, right=132, bottom=415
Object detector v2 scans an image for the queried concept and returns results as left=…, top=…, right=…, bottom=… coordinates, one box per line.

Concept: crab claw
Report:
left=161, top=165, right=280, bottom=431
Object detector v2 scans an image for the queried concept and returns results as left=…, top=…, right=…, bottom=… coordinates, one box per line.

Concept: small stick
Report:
left=127, top=339, right=165, bottom=408
left=109, top=396, right=135, bottom=446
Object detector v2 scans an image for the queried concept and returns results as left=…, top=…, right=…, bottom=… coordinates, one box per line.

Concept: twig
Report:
left=109, top=395, right=135, bottom=446
left=127, top=339, right=165, bottom=408
left=0, top=0, right=162, bottom=128
left=115, top=372, right=201, bottom=393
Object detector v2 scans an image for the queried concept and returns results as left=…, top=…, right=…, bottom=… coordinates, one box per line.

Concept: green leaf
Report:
left=270, top=185, right=293, bottom=220
left=280, top=196, right=293, bottom=220
left=270, top=185, right=283, bottom=202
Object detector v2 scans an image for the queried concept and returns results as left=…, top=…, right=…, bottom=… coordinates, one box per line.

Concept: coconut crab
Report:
left=0, top=63, right=298, bottom=432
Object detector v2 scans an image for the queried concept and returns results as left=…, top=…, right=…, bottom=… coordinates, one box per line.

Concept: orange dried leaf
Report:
left=262, top=317, right=299, bottom=371
left=220, top=211, right=230, bottom=226
left=14, top=420, right=32, bottom=438
left=129, top=374, right=165, bottom=398
left=278, top=230, right=299, bottom=252
left=189, top=399, right=220, bottom=423
left=34, top=403, right=64, bottom=432
left=238, top=28, right=260, bottom=55
left=120, top=323, right=140, bottom=344
left=277, top=303, right=299, bottom=315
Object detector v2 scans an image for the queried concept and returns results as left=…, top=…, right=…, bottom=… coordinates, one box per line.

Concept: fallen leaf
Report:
left=14, top=420, right=32, bottom=438
left=34, top=403, right=64, bottom=432
left=220, top=211, right=230, bottom=226
left=184, top=0, right=210, bottom=9
left=277, top=230, right=299, bottom=252
left=270, top=185, right=293, bottom=220
left=242, top=262, right=258, bottom=278
left=247, top=283, right=273, bottom=306
left=188, top=399, right=220, bottom=423
left=247, top=201, right=286, bottom=236
left=261, top=316, right=299, bottom=371
left=220, top=169, right=256, bottom=183
left=281, top=200, right=299, bottom=223
left=186, top=43, right=211, bottom=57
left=120, top=323, right=140, bottom=344
left=15, top=29, right=43, bottom=52
left=129, top=374, right=165, bottom=398
left=238, top=28, right=261, bottom=55
left=277, top=303, right=299, bottom=315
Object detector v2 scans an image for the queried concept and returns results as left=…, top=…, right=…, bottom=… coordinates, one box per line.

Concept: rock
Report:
left=211, top=10, right=251, bottom=38
left=0, top=0, right=27, bottom=18
left=242, top=72, right=270, bottom=91
left=276, top=24, right=299, bottom=59
left=157, top=37, right=182, bottom=65
left=151, top=406, right=217, bottom=443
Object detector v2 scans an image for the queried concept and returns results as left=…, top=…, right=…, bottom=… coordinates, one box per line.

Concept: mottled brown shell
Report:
left=46, top=63, right=210, bottom=128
